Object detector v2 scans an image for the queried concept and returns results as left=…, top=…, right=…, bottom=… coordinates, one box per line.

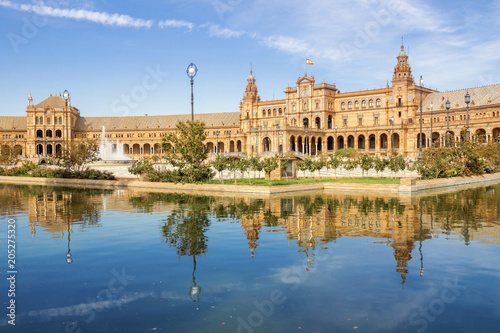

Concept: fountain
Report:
left=98, top=126, right=132, bottom=163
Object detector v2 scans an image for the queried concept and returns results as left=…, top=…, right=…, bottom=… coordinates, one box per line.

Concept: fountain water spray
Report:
left=99, top=126, right=131, bottom=161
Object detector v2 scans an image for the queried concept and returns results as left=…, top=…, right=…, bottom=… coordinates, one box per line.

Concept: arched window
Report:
left=348, top=101, right=352, bottom=109
left=59, top=117, right=62, bottom=124
left=40, top=117, right=43, bottom=125
left=55, top=129, right=62, bottom=138
left=362, top=100, right=366, bottom=108
left=273, top=108, right=277, bottom=116
left=35, top=117, right=39, bottom=125
left=47, top=117, right=51, bottom=125
left=268, top=109, right=271, bottom=116
left=376, top=99, right=381, bottom=107
left=262, top=110, right=266, bottom=117
left=341, top=102, right=346, bottom=110
left=278, top=108, right=282, bottom=115
left=369, top=99, right=374, bottom=108
left=354, top=101, right=359, bottom=109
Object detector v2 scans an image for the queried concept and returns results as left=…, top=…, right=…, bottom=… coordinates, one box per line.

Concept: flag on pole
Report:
left=306, top=58, right=314, bottom=65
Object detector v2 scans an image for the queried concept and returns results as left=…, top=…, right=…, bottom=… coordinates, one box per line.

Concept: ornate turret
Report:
left=392, top=43, right=413, bottom=85
left=28, top=93, right=33, bottom=107
left=243, top=68, right=259, bottom=102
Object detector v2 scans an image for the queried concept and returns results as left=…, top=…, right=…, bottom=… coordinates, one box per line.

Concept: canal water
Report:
left=1, top=183, right=499, bottom=332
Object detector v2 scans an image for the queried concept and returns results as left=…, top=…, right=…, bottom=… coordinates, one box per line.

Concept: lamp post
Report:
left=465, top=91, right=471, bottom=140
left=63, top=90, right=70, bottom=171
left=215, top=131, right=219, bottom=155
left=390, top=116, right=394, bottom=160
left=186, top=63, right=198, bottom=121
left=24, top=138, right=27, bottom=158
left=419, top=76, right=423, bottom=160
left=304, top=125, right=309, bottom=155
left=228, top=131, right=231, bottom=154
left=445, top=99, right=451, bottom=147
left=430, top=102, right=433, bottom=147
left=277, top=125, right=281, bottom=154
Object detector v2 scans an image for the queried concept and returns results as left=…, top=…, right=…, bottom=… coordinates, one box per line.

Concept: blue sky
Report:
left=0, top=0, right=499, bottom=117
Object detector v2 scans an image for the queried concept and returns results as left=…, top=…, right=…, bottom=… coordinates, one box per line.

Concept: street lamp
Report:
left=186, top=63, right=198, bottom=121
left=430, top=102, right=433, bottom=147
left=419, top=76, right=423, bottom=160
left=465, top=91, right=471, bottom=140
left=445, top=99, right=451, bottom=147
left=390, top=116, right=395, bottom=160
left=277, top=125, right=281, bottom=154
left=304, top=125, right=309, bottom=155
left=63, top=89, right=70, bottom=171
left=228, top=131, right=231, bottom=154
left=344, top=127, right=347, bottom=159
left=215, top=131, right=220, bottom=155
left=497, top=135, right=500, bottom=167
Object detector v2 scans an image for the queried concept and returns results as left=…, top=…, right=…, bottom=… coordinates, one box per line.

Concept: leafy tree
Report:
left=211, top=155, right=228, bottom=184
left=343, top=158, right=358, bottom=176
left=62, top=140, right=100, bottom=172
left=280, top=159, right=290, bottom=183
left=314, top=158, right=326, bottom=178
left=261, top=155, right=279, bottom=185
left=0, top=145, right=21, bottom=166
left=359, top=154, right=374, bottom=177
left=373, top=157, right=387, bottom=177
left=162, top=120, right=208, bottom=172
left=227, top=157, right=240, bottom=185
left=236, top=158, right=250, bottom=184
left=328, top=155, right=342, bottom=177
left=248, top=156, right=263, bottom=179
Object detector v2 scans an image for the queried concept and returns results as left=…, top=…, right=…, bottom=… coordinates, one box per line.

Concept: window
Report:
left=35, top=117, right=39, bottom=125
left=273, top=108, right=276, bottom=116
left=279, top=108, right=282, bottom=115
left=355, top=101, right=359, bottom=109
left=316, top=102, right=319, bottom=109
left=358, top=118, right=363, bottom=126
left=47, top=117, right=51, bottom=125
left=262, top=110, right=266, bottom=117
left=369, top=99, right=374, bottom=108
left=376, top=99, right=381, bottom=107
left=268, top=109, right=271, bottom=116
left=303, top=102, right=307, bottom=110
left=398, top=111, right=401, bottom=117
left=362, top=100, right=366, bottom=108
left=343, top=118, right=348, bottom=127
left=292, top=104, right=296, bottom=111
left=54, top=117, right=58, bottom=125
left=374, top=116, right=379, bottom=125
left=341, top=102, right=346, bottom=110
left=40, top=117, right=43, bottom=125
left=59, top=117, right=62, bottom=124
left=348, top=101, right=352, bottom=110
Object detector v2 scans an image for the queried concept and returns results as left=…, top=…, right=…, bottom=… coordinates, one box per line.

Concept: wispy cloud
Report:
left=0, top=0, right=154, bottom=28
left=158, top=19, right=194, bottom=31
left=204, top=24, right=244, bottom=39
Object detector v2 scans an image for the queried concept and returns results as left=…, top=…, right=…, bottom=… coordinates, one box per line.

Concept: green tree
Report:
left=62, top=140, right=100, bottom=172
left=261, top=155, right=279, bottom=185
left=280, top=159, right=290, bottom=183
left=249, top=156, right=263, bottom=179
left=359, top=154, right=374, bottom=177
left=162, top=120, right=208, bottom=173
left=328, top=155, right=342, bottom=177
left=236, top=158, right=250, bottom=184
left=343, top=158, right=358, bottom=176
left=314, top=158, right=326, bottom=178
left=374, top=157, right=387, bottom=177
left=211, top=155, right=228, bottom=184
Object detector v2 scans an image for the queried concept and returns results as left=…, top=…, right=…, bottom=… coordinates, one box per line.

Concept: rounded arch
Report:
left=55, top=144, right=62, bottom=156
left=46, top=144, right=53, bottom=156
left=291, top=118, right=297, bottom=127
left=337, top=135, right=345, bottom=149
left=55, top=129, right=62, bottom=138
left=392, top=133, right=400, bottom=149
left=380, top=133, right=388, bottom=149
left=36, top=144, right=43, bottom=155
left=327, top=115, right=333, bottom=129
left=492, top=128, right=500, bottom=142
left=123, top=143, right=130, bottom=155
left=357, top=135, right=365, bottom=150
left=303, top=118, right=309, bottom=129
left=144, top=143, right=151, bottom=155
left=416, top=133, right=427, bottom=148
left=132, top=143, right=140, bottom=155
left=317, top=137, right=322, bottom=154
left=218, top=141, right=225, bottom=154
left=327, top=136, right=334, bottom=151
left=315, top=117, right=321, bottom=129
left=46, top=130, right=52, bottom=138
left=475, top=128, right=487, bottom=143
left=347, top=135, right=355, bottom=148
left=154, top=143, right=161, bottom=154
left=369, top=134, right=376, bottom=149
left=311, top=137, right=316, bottom=155
left=290, top=135, right=296, bottom=152
left=297, top=136, right=303, bottom=153
left=36, top=130, right=43, bottom=138
left=262, top=137, right=271, bottom=152
left=207, top=142, right=214, bottom=154
left=431, top=132, right=440, bottom=146
left=229, top=140, right=235, bottom=153
left=236, top=140, right=242, bottom=153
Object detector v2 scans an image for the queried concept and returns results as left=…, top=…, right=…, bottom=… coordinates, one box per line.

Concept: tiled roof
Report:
left=0, top=116, right=26, bottom=130
left=75, top=112, right=241, bottom=131
left=422, top=84, right=500, bottom=112
left=35, top=95, right=67, bottom=109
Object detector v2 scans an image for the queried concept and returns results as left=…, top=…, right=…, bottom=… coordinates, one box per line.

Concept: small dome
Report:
left=399, top=45, right=407, bottom=57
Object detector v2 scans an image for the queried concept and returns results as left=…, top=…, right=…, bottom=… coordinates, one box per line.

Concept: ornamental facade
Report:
left=1, top=44, right=500, bottom=161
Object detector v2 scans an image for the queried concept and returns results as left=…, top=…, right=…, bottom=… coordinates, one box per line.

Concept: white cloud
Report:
left=0, top=0, right=154, bottom=28
left=205, top=24, right=244, bottom=39
left=158, top=19, right=194, bottom=31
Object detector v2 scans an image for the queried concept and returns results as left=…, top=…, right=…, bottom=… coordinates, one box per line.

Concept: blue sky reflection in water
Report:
left=0, top=184, right=499, bottom=332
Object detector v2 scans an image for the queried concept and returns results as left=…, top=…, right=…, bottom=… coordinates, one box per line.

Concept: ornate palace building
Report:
left=1, top=44, right=500, bottom=160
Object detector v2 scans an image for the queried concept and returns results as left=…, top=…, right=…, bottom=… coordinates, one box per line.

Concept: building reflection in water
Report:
left=2, top=184, right=500, bottom=287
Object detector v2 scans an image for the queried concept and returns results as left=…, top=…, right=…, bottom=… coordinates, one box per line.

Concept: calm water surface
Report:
left=1, top=183, right=500, bottom=333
